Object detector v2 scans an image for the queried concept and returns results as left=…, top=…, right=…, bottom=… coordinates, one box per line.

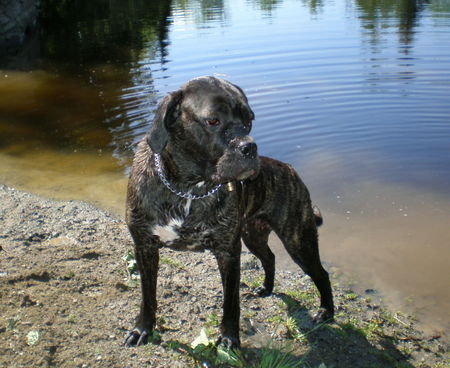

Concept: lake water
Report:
left=1, top=0, right=449, bottom=338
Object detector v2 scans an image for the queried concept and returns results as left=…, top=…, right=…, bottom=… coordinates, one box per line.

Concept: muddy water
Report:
left=1, top=0, right=449, bottom=340
left=320, top=185, right=450, bottom=337
left=0, top=70, right=131, bottom=212
left=0, top=149, right=128, bottom=213
left=272, top=178, right=450, bottom=338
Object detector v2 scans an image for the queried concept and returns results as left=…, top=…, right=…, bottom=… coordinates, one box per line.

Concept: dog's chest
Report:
left=151, top=198, right=216, bottom=252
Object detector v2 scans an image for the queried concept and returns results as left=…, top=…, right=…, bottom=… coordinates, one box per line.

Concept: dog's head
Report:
left=147, top=76, right=260, bottom=184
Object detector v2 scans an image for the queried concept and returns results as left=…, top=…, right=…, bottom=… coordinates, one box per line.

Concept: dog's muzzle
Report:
left=237, top=140, right=258, bottom=159
left=212, top=136, right=260, bottom=184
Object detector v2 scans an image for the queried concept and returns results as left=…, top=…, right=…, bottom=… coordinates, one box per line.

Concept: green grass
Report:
left=282, top=288, right=317, bottom=308
left=337, top=316, right=383, bottom=340
left=244, top=310, right=257, bottom=319
left=361, top=318, right=383, bottom=339
left=7, top=315, right=20, bottom=330
left=242, top=275, right=265, bottom=290
left=205, top=312, right=221, bottom=337
left=256, top=344, right=306, bottom=368
left=207, top=312, right=220, bottom=327
left=285, top=316, right=306, bottom=342
left=160, top=256, right=186, bottom=270
left=344, top=292, right=358, bottom=301
left=169, top=333, right=309, bottom=368
left=267, top=313, right=284, bottom=325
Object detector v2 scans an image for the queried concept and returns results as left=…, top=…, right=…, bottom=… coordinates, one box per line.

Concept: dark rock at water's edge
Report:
left=0, top=0, right=40, bottom=64
left=0, top=0, right=37, bottom=48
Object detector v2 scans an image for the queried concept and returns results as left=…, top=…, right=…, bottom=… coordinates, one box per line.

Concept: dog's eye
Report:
left=206, top=119, right=220, bottom=126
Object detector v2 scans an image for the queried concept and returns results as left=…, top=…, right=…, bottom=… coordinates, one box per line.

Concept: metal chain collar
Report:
left=154, top=153, right=222, bottom=200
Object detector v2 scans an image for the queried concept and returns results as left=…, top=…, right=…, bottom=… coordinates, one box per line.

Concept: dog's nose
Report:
left=238, top=141, right=257, bottom=158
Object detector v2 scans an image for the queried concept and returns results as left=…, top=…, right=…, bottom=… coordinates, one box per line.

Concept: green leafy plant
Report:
left=7, top=315, right=20, bottom=330
left=253, top=343, right=305, bottom=368
left=168, top=329, right=311, bottom=368
left=172, top=328, right=246, bottom=367
left=285, top=316, right=306, bottom=342
left=122, top=250, right=139, bottom=286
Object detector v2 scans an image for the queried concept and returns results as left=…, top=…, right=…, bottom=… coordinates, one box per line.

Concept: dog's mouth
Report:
left=211, top=159, right=260, bottom=184
left=210, top=136, right=260, bottom=184
left=236, top=169, right=258, bottom=181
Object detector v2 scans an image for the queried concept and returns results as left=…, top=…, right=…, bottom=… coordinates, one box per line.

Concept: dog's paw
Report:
left=312, top=308, right=334, bottom=324
left=254, top=285, right=272, bottom=297
left=216, top=334, right=241, bottom=349
left=124, top=328, right=149, bottom=347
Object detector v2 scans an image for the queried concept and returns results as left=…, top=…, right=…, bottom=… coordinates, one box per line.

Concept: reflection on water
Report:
left=1, top=0, right=449, bottom=338
left=0, top=71, right=116, bottom=152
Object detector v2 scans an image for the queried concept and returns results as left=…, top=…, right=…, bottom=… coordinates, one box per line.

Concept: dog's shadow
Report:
left=243, top=292, right=415, bottom=368
left=165, top=291, right=415, bottom=367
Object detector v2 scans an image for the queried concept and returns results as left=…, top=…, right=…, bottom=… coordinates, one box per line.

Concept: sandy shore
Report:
left=0, top=185, right=447, bottom=367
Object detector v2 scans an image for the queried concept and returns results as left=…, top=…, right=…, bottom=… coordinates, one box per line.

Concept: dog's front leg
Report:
left=124, top=232, right=159, bottom=347
left=212, top=244, right=242, bottom=349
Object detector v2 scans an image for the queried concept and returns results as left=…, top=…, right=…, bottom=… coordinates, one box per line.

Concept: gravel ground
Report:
left=0, top=185, right=447, bottom=367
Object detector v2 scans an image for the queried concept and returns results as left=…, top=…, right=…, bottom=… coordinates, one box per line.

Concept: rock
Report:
left=365, top=288, right=378, bottom=295
left=0, top=0, right=39, bottom=55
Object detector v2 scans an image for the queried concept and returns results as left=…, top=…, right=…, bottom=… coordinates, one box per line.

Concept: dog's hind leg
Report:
left=276, top=222, right=334, bottom=323
left=242, top=217, right=275, bottom=296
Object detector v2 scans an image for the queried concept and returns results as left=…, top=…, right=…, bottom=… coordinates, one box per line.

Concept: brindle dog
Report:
left=124, top=76, right=334, bottom=348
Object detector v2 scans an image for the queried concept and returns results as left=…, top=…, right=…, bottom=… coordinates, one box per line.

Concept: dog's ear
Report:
left=146, top=90, right=182, bottom=153
left=229, top=81, right=255, bottom=121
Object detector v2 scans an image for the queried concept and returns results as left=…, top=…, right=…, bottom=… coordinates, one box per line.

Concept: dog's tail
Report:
left=313, top=205, right=323, bottom=227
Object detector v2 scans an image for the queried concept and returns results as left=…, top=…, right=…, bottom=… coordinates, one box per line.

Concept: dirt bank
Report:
left=0, top=185, right=447, bottom=367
